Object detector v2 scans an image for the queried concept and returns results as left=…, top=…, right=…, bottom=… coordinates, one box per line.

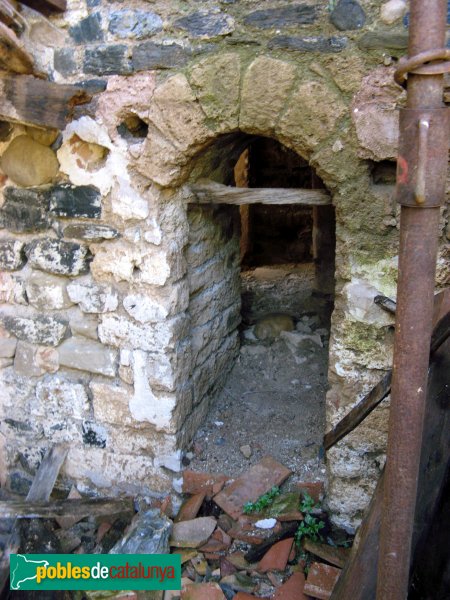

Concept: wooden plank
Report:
left=189, top=180, right=331, bottom=206
left=26, top=444, right=68, bottom=502
left=0, top=74, right=91, bottom=130
left=323, top=372, right=392, bottom=451
left=331, top=318, right=450, bottom=599
left=324, top=290, right=450, bottom=452
left=0, top=21, right=34, bottom=74
left=0, top=444, right=67, bottom=594
left=0, top=497, right=135, bottom=520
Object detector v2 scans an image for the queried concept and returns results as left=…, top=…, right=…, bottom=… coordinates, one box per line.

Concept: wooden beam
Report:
left=0, top=21, right=34, bottom=74
left=189, top=180, right=331, bottom=206
left=0, top=497, right=135, bottom=520
left=19, top=0, right=67, bottom=14
left=0, top=74, right=91, bottom=130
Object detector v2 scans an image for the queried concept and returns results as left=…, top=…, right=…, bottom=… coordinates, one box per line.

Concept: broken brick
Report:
left=273, top=572, right=308, bottom=600
left=182, top=470, right=230, bottom=496
left=295, top=482, right=325, bottom=504
left=302, top=539, right=350, bottom=568
left=175, top=492, right=206, bottom=522
left=234, top=594, right=260, bottom=600
left=214, top=457, right=292, bottom=520
left=258, top=537, right=294, bottom=573
left=199, top=526, right=232, bottom=552
left=304, top=562, right=341, bottom=599
left=181, top=582, right=226, bottom=600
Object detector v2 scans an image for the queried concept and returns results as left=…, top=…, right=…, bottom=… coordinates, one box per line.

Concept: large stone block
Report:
left=0, top=240, right=25, bottom=271
left=26, top=271, right=74, bottom=311
left=268, top=35, right=347, bottom=53
left=90, top=242, right=141, bottom=283
left=14, top=341, right=59, bottom=377
left=58, top=337, right=118, bottom=377
left=123, top=293, right=169, bottom=323
left=174, top=10, right=235, bottom=39
left=0, top=136, right=59, bottom=187
left=67, top=279, right=119, bottom=313
left=108, top=10, right=163, bottom=39
left=63, top=224, right=119, bottom=242
left=69, top=12, right=103, bottom=44
left=351, top=66, right=405, bottom=161
left=240, top=57, right=296, bottom=134
left=25, top=238, right=90, bottom=276
left=1, top=314, right=68, bottom=346
left=69, top=313, right=99, bottom=340
left=277, top=79, right=346, bottom=155
left=84, top=45, right=132, bottom=76
left=90, top=381, right=133, bottom=425
left=244, top=4, right=317, bottom=28
left=189, top=53, right=241, bottom=130
left=132, top=41, right=191, bottom=71
left=47, top=184, right=101, bottom=219
left=0, top=187, right=49, bottom=233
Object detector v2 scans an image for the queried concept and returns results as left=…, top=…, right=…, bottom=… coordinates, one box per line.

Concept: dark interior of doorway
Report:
left=188, top=137, right=336, bottom=485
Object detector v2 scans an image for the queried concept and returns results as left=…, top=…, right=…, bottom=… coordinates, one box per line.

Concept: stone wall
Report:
left=0, top=0, right=449, bottom=529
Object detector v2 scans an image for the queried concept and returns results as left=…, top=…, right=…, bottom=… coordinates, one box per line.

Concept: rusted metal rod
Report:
left=376, top=1, right=449, bottom=599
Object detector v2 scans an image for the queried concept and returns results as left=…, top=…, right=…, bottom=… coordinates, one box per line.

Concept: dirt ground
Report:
left=188, top=264, right=332, bottom=486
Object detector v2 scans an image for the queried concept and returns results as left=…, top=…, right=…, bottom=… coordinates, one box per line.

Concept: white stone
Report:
left=67, top=279, right=119, bottom=313
left=111, top=178, right=149, bottom=221
left=130, top=350, right=176, bottom=431
left=343, top=279, right=395, bottom=326
left=154, top=449, right=182, bottom=472
left=69, top=314, right=99, bottom=340
left=144, top=218, right=162, bottom=246
left=98, top=314, right=181, bottom=352
left=255, top=518, right=277, bottom=529
left=90, top=381, right=133, bottom=425
left=123, top=294, right=168, bottom=323
left=34, top=376, right=89, bottom=419
left=90, top=242, right=141, bottom=283
left=139, top=249, right=171, bottom=286
left=26, top=271, right=73, bottom=310
left=58, top=337, right=117, bottom=377
left=380, top=0, right=407, bottom=24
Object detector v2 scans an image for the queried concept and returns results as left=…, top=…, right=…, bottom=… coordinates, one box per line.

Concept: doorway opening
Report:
left=186, top=136, right=335, bottom=483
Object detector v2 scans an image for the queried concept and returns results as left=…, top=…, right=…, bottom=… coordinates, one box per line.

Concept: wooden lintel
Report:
left=189, top=180, right=331, bottom=206
left=19, top=0, right=67, bottom=14
left=0, top=497, right=135, bottom=520
left=0, top=74, right=91, bottom=130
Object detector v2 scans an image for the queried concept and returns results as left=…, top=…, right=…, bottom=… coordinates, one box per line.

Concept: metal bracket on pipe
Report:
left=396, top=107, right=450, bottom=208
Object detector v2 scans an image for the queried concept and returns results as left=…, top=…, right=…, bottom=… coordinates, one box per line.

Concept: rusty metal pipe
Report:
left=376, top=1, right=448, bottom=599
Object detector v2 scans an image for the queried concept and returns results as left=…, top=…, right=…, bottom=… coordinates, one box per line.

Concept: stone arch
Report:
left=134, top=53, right=368, bottom=194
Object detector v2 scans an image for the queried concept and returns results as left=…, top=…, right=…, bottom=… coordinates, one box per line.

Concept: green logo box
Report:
left=10, top=554, right=181, bottom=591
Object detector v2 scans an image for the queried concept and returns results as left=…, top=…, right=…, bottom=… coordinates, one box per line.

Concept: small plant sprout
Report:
left=295, top=492, right=326, bottom=547
left=242, top=486, right=281, bottom=514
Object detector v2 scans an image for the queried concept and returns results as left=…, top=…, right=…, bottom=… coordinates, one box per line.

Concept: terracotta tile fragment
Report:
left=220, top=557, right=237, bottom=577
left=96, top=521, right=112, bottom=544
left=295, top=482, right=324, bottom=504
left=213, top=456, right=292, bottom=520
left=273, top=572, right=308, bottom=600
left=182, top=470, right=230, bottom=496
left=304, top=562, right=341, bottom=599
left=175, top=492, right=206, bottom=522
left=199, top=526, right=232, bottom=552
left=170, top=516, right=217, bottom=548
left=302, top=539, right=350, bottom=568
left=258, top=537, right=294, bottom=573
left=234, top=594, right=260, bottom=600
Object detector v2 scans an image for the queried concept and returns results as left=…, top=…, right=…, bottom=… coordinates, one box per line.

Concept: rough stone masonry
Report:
left=0, top=0, right=449, bottom=531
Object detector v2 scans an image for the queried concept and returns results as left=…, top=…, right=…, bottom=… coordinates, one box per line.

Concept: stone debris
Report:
left=110, top=509, right=172, bottom=554
left=240, top=444, right=252, bottom=459
left=254, top=518, right=277, bottom=529
left=170, top=516, right=217, bottom=548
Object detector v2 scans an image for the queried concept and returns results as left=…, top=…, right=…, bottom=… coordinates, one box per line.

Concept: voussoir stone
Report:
left=0, top=135, right=59, bottom=187
left=25, top=271, right=74, bottom=310
left=240, top=56, right=296, bottom=133
left=58, top=337, right=118, bottom=377
left=1, top=314, right=68, bottom=346
left=0, top=240, right=25, bottom=271
left=25, top=238, right=90, bottom=276
left=67, top=279, right=118, bottom=313
left=189, top=53, right=241, bottom=130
